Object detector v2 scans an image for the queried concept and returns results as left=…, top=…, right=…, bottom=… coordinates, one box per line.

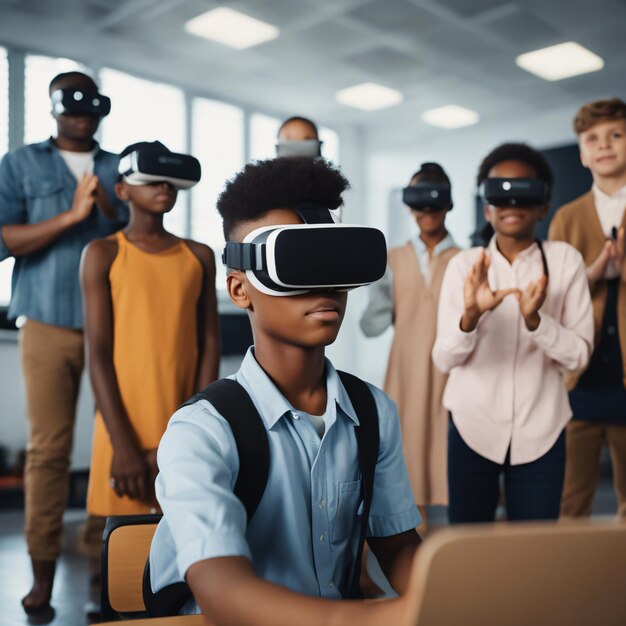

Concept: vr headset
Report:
left=402, top=182, right=453, bottom=211
left=50, top=88, right=111, bottom=117
left=479, top=178, right=549, bottom=207
left=118, top=142, right=201, bottom=190
left=222, top=206, right=387, bottom=296
left=275, top=139, right=323, bottom=158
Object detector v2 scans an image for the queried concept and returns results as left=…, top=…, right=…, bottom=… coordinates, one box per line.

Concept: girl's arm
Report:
left=359, top=267, right=394, bottom=337
left=524, top=249, right=594, bottom=372
left=80, top=239, right=150, bottom=502
left=187, top=240, right=220, bottom=389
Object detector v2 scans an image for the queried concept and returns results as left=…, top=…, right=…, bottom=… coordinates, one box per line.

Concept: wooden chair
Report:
left=101, top=513, right=162, bottom=620
left=402, top=520, right=626, bottom=626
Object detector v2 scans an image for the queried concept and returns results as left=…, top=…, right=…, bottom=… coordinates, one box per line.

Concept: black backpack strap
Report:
left=144, top=378, right=270, bottom=617
left=337, top=371, right=380, bottom=599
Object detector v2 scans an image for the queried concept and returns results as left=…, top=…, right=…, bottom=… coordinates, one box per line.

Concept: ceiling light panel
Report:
left=515, top=42, right=604, bottom=81
left=421, top=105, right=479, bottom=129
left=335, top=82, right=403, bottom=111
left=185, top=7, right=279, bottom=50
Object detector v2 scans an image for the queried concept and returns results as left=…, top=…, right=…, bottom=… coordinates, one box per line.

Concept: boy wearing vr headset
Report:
left=360, top=163, right=459, bottom=528
left=433, top=143, right=593, bottom=523
left=0, top=71, right=126, bottom=616
left=147, top=157, right=421, bottom=624
left=79, top=141, right=219, bottom=554
left=549, top=98, right=626, bottom=520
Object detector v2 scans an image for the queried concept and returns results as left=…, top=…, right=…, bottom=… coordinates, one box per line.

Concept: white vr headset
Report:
left=275, top=139, right=323, bottom=159
left=118, top=142, right=201, bottom=190
left=222, top=206, right=387, bottom=296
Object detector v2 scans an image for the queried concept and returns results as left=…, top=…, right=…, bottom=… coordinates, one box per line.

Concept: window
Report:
left=191, top=97, right=244, bottom=288
left=319, top=126, right=339, bottom=164
left=99, top=68, right=187, bottom=236
left=249, top=113, right=281, bottom=161
left=0, top=47, right=8, bottom=157
left=24, top=55, right=87, bottom=145
left=0, top=47, right=10, bottom=307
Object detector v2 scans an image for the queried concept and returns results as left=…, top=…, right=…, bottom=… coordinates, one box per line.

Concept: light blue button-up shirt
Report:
left=149, top=348, right=420, bottom=611
left=0, top=138, right=127, bottom=328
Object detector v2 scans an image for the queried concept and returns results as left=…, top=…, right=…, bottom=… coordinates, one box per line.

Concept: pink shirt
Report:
left=432, top=238, right=594, bottom=465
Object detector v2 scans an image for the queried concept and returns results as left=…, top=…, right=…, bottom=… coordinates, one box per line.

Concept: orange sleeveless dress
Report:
left=87, top=231, right=203, bottom=516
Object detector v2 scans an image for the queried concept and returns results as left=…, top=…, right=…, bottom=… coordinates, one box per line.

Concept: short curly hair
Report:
left=574, top=98, right=626, bottom=135
left=217, top=157, right=350, bottom=240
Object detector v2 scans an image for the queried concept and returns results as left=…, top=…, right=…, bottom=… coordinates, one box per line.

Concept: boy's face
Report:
left=115, top=181, right=178, bottom=214
left=227, top=208, right=348, bottom=349
left=484, top=160, right=547, bottom=240
left=278, top=120, right=318, bottom=142
left=51, top=75, right=101, bottom=142
left=579, top=119, right=626, bottom=179
left=408, top=176, right=449, bottom=236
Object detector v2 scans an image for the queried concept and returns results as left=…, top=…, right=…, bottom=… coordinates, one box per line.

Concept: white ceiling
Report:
left=0, top=0, right=625, bottom=143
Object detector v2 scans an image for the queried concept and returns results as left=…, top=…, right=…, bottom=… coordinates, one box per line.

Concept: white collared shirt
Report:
left=432, top=238, right=594, bottom=465
left=592, top=182, right=626, bottom=238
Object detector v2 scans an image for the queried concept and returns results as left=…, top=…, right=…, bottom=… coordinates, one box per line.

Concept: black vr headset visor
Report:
left=118, top=142, right=201, bottom=190
left=480, top=178, right=549, bottom=207
left=402, top=182, right=453, bottom=212
left=223, top=210, right=387, bottom=296
left=50, top=88, right=111, bottom=118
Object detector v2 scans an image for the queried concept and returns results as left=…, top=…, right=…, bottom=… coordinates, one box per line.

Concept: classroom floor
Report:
left=0, top=477, right=619, bottom=626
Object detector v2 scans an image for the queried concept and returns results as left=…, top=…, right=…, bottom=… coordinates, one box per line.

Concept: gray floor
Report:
left=0, top=477, right=619, bottom=626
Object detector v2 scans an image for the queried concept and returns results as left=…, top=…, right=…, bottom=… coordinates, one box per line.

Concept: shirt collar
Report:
left=487, top=236, right=539, bottom=262
left=235, top=347, right=360, bottom=431
left=592, top=182, right=626, bottom=204
left=34, top=136, right=102, bottom=157
left=412, top=231, right=456, bottom=257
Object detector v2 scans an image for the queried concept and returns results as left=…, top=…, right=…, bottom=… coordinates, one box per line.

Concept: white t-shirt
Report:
left=58, top=149, right=94, bottom=181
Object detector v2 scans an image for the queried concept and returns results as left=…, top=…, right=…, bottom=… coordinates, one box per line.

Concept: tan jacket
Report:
left=548, top=191, right=626, bottom=388
left=384, top=243, right=459, bottom=505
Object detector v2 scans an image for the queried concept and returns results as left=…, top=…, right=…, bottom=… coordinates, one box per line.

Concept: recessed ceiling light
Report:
left=335, top=82, right=403, bottom=111
left=185, top=7, right=279, bottom=50
left=515, top=42, right=604, bottom=81
left=421, top=105, right=479, bottom=129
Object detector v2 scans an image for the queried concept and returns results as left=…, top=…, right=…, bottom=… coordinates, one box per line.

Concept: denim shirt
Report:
left=0, top=138, right=127, bottom=328
left=149, top=348, right=420, bottom=611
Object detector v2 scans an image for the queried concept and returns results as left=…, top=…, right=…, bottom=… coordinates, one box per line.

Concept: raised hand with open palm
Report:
left=461, top=248, right=519, bottom=332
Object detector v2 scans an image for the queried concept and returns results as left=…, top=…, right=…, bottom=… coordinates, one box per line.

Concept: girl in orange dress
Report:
left=80, top=141, right=219, bottom=527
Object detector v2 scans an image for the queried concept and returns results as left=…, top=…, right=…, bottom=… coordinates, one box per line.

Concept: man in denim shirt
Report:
left=0, top=71, right=126, bottom=616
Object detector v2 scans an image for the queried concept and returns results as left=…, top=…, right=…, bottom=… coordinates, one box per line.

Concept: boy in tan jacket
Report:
left=549, top=98, right=626, bottom=518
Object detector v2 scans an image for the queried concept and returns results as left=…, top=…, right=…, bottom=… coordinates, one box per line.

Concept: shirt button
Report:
left=319, top=500, right=325, bottom=509
left=607, top=326, right=616, bottom=335
left=319, top=534, right=326, bottom=542
left=329, top=581, right=335, bottom=588
left=293, top=413, right=300, bottom=420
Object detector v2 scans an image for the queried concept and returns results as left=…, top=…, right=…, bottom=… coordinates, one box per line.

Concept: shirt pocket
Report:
left=333, top=479, right=363, bottom=542
left=23, top=176, right=65, bottom=198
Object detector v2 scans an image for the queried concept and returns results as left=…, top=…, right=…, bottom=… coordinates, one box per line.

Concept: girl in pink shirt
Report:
left=433, top=143, right=594, bottom=523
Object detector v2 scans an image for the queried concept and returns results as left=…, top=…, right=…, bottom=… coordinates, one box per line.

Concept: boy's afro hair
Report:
left=217, top=157, right=350, bottom=240
left=476, top=142, right=553, bottom=199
